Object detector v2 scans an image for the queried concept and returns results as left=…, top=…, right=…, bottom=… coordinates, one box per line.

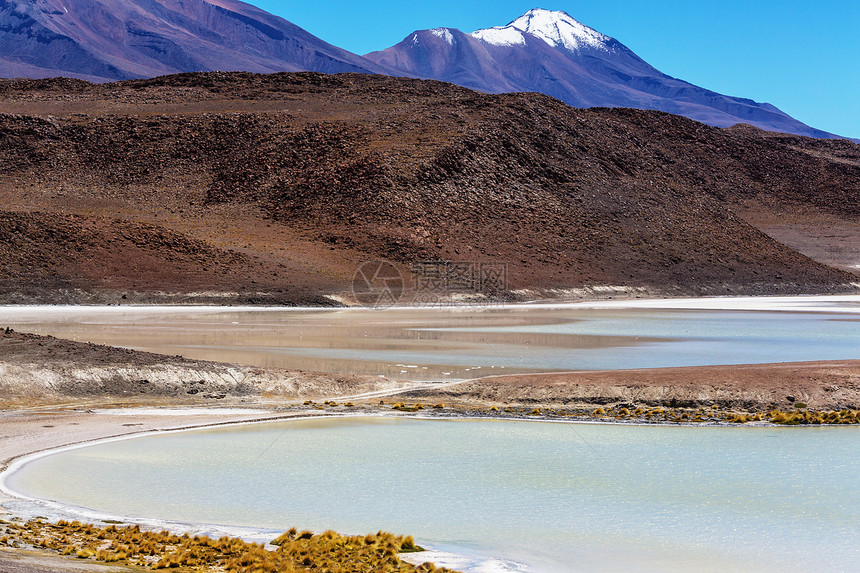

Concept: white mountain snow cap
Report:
left=471, top=8, right=610, bottom=51
left=429, top=28, right=455, bottom=45
left=469, top=25, right=528, bottom=47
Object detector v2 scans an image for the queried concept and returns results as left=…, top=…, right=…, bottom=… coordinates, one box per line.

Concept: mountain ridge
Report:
left=0, top=4, right=854, bottom=140
left=0, top=0, right=857, bottom=141
left=0, top=0, right=392, bottom=81
left=366, top=8, right=850, bottom=141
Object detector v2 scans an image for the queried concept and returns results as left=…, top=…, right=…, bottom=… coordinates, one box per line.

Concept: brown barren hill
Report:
left=0, top=72, right=858, bottom=303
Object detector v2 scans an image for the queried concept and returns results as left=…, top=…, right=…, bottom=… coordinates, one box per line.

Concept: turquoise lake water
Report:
left=7, top=417, right=859, bottom=572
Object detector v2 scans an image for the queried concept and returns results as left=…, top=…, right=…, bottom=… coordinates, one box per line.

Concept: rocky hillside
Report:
left=0, top=72, right=857, bottom=303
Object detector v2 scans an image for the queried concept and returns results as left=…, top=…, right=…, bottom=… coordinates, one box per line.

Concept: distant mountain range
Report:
left=0, top=1, right=852, bottom=140
left=0, top=0, right=388, bottom=81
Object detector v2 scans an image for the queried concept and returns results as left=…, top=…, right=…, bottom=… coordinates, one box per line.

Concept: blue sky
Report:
left=250, top=1, right=860, bottom=138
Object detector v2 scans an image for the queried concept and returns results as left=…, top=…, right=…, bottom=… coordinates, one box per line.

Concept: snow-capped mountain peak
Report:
left=469, top=25, right=527, bottom=47
left=429, top=27, right=455, bottom=45
left=365, top=7, right=841, bottom=140
left=491, top=8, right=610, bottom=52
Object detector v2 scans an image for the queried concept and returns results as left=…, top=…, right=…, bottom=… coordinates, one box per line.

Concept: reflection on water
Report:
left=1, top=299, right=859, bottom=380
left=8, top=417, right=859, bottom=573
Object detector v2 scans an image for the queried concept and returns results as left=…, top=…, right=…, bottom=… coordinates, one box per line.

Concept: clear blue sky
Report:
left=249, top=1, right=860, bottom=138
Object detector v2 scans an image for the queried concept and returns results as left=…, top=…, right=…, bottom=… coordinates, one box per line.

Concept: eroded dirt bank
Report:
left=0, top=329, right=412, bottom=405
left=404, top=361, right=860, bottom=412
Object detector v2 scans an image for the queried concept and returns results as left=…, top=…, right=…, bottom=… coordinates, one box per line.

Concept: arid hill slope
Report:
left=0, top=72, right=857, bottom=303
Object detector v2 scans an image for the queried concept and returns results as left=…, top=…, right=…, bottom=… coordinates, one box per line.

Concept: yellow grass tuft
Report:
left=1, top=519, right=458, bottom=573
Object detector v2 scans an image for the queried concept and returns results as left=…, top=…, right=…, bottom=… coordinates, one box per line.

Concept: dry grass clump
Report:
left=767, top=409, right=859, bottom=425
left=367, top=397, right=858, bottom=427
left=392, top=403, right=424, bottom=412
left=572, top=402, right=860, bottom=426
left=0, top=519, right=458, bottom=573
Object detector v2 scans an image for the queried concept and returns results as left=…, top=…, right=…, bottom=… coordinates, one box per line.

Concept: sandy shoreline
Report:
left=0, top=407, right=313, bottom=513
left=0, top=407, right=307, bottom=573
left=1, top=293, right=859, bottom=315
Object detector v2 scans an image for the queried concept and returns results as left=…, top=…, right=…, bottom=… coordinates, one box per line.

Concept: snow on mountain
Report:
left=469, top=26, right=527, bottom=47
left=476, top=8, right=610, bottom=52
left=367, top=8, right=845, bottom=140
left=429, top=28, right=455, bottom=45
left=0, top=2, right=848, bottom=140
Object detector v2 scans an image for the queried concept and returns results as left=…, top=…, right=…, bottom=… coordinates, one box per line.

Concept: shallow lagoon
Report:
left=2, top=295, right=859, bottom=380
left=8, top=417, right=859, bottom=572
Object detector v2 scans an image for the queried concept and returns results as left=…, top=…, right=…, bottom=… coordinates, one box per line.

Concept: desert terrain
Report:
left=0, top=73, right=857, bottom=304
